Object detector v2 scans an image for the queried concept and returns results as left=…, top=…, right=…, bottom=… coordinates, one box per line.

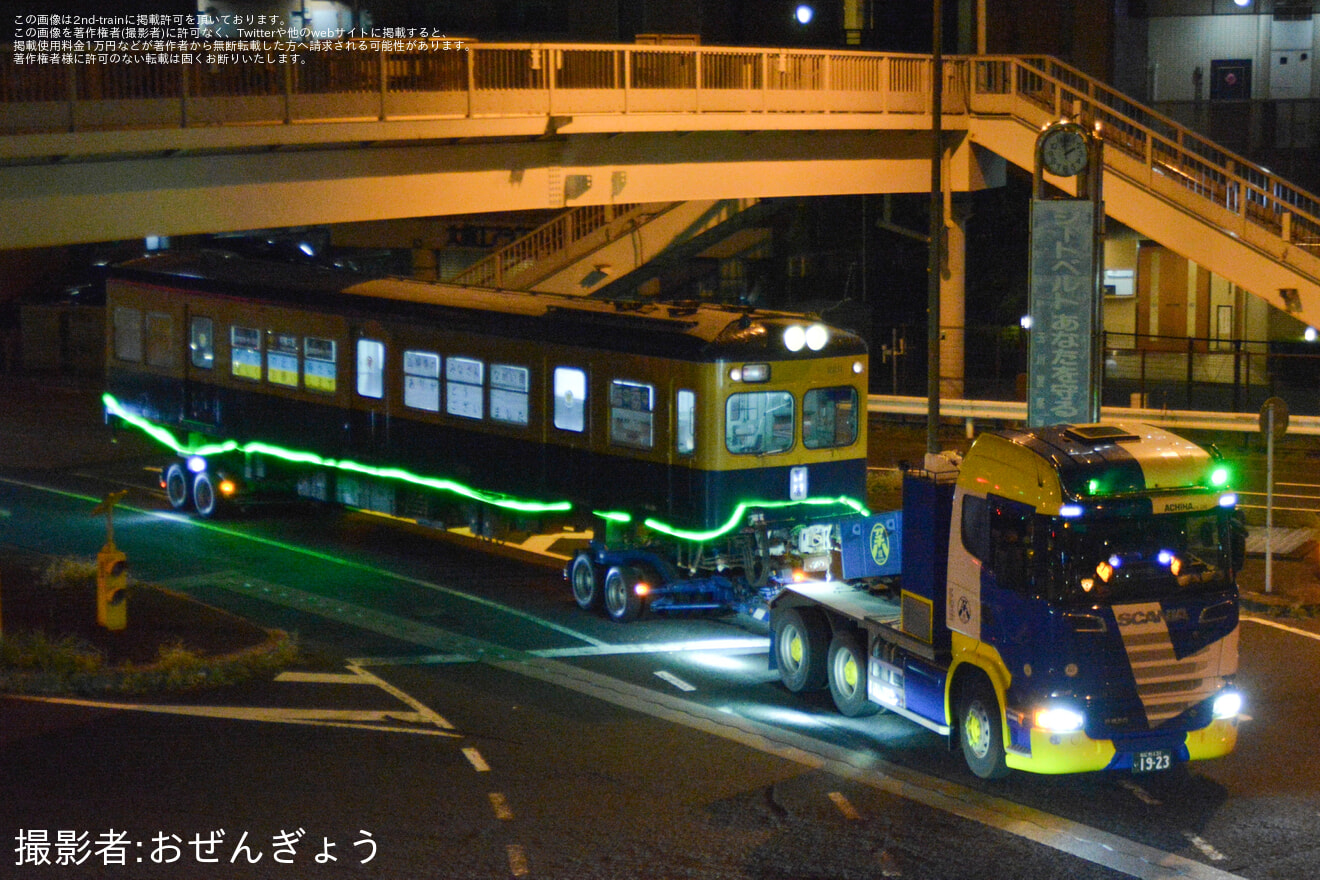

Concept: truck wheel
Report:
left=828, top=631, right=879, bottom=717
left=192, top=471, right=220, bottom=519
left=774, top=607, right=828, bottom=693
left=569, top=552, right=603, bottom=611
left=958, top=676, right=1009, bottom=780
left=164, top=462, right=191, bottom=511
left=603, top=565, right=644, bottom=622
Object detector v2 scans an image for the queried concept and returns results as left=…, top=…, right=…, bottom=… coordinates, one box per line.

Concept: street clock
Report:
left=1040, top=125, right=1089, bottom=177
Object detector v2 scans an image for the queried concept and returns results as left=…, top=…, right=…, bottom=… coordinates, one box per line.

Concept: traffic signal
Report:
left=97, top=546, right=127, bottom=631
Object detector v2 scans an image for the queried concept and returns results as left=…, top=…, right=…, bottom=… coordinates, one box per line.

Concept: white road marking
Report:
left=275, top=671, right=373, bottom=684
left=828, top=791, right=862, bottom=820
left=463, top=748, right=491, bottom=772
left=8, top=695, right=461, bottom=737
left=489, top=792, right=515, bottom=821
left=1242, top=614, right=1320, bottom=642
left=507, top=844, right=530, bottom=877
left=1119, top=779, right=1163, bottom=806
left=347, top=663, right=455, bottom=729
left=352, top=636, right=770, bottom=667
left=1184, top=832, right=1228, bottom=862
left=654, top=670, right=697, bottom=692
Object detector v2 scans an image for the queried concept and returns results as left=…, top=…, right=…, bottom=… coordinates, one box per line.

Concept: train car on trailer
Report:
left=103, top=250, right=870, bottom=620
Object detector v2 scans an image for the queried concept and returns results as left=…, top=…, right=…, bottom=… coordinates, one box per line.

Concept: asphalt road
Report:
left=2, top=454, right=1320, bottom=880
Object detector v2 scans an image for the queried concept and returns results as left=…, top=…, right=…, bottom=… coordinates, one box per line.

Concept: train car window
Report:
left=304, top=337, right=337, bottom=393
left=803, top=386, right=858, bottom=449
left=553, top=367, right=586, bottom=433
left=446, top=356, right=484, bottom=420
left=676, top=389, right=696, bottom=455
left=725, top=391, right=794, bottom=455
left=190, top=317, right=214, bottom=369
left=113, top=307, right=142, bottom=362
left=145, top=312, right=174, bottom=369
left=490, top=363, right=530, bottom=426
left=403, top=350, right=441, bottom=412
left=231, top=326, right=262, bottom=381
left=267, top=333, right=300, bottom=388
left=609, top=380, right=655, bottom=450
left=356, top=339, right=385, bottom=399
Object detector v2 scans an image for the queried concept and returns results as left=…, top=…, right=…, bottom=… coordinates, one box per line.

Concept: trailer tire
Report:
left=192, top=471, right=220, bottom=519
left=774, top=607, right=829, bottom=693
left=569, top=552, right=603, bottom=611
left=828, top=631, right=879, bottom=717
left=603, top=565, right=644, bottom=622
left=164, top=462, right=191, bottom=511
left=958, top=675, right=1009, bottom=780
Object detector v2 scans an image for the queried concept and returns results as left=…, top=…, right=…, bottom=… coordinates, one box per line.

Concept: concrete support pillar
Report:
left=940, top=194, right=969, bottom=400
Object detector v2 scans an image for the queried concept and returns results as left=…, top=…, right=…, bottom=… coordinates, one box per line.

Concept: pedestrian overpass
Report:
left=2, top=44, right=1319, bottom=330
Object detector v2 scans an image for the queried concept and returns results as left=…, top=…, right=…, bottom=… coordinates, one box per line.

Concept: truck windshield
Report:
left=1053, top=510, right=1234, bottom=604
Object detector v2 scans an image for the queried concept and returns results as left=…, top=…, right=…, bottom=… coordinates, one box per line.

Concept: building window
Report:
left=403, top=350, right=441, bottom=412
left=446, top=356, right=484, bottom=419
left=304, top=337, right=337, bottom=393
left=190, top=317, right=214, bottom=369
left=231, top=326, right=262, bottom=381
left=554, top=366, right=586, bottom=433
left=725, top=390, right=794, bottom=455
left=676, top=389, right=696, bottom=455
left=267, top=332, right=300, bottom=388
left=356, top=338, right=385, bottom=399
left=610, top=380, right=654, bottom=450
left=803, top=386, right=858, bottom=449
left=113, top=307, right=141, bottom=363
left=490, top=363, right=530, bottom=426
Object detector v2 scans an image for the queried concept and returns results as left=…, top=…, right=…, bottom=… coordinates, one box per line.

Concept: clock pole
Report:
left=1026, top=121, right=1105, bottom=427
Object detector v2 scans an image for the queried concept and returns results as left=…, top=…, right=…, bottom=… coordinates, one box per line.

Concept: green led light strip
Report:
left=105, top=393, right=869, bottom=541
left=104, top=393, right=571, bottom=515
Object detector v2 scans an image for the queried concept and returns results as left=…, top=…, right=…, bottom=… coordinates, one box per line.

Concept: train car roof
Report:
left=106, top=250, right=868, bottom=363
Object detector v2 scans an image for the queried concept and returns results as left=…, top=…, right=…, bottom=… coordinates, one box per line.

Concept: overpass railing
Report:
left=3, top=42, right=1320, bottom=297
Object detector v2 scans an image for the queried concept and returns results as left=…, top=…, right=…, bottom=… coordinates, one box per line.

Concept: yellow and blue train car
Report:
left=103, top=250, right=870, bottom=618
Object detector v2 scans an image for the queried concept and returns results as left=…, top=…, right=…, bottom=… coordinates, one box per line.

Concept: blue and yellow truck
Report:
left=770, top=421, right=1244, bottom=778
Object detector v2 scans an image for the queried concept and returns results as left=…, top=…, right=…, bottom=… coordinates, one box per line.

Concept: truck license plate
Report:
left=1132, top=750, right=1172, bottom=773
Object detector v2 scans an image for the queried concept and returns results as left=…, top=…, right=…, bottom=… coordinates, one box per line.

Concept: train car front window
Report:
left=726, top=391, right=794, bottom=455
left=803, top=386, right=858, bottom=449
left=356, top=339, right=385, bottom=399
left=189, top=317, right=214, bottom=369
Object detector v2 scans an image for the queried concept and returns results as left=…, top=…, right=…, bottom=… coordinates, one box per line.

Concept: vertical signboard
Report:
left=1027, top=199, right=1096, bottom=426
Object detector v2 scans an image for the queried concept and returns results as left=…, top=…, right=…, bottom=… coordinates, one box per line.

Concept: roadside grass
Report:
left=0, top=555, right=297, bottom=696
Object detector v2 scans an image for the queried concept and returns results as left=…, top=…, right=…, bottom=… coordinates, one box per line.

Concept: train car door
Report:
left=546, top=362, right=593, bottom=502
left=183, top=305, right=220, bottom=427
left=666, top=385, right=699, bottom=522
left=350, top=323, right=392, bottom=459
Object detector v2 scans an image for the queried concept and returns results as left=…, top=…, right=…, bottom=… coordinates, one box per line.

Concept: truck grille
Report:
left=1115, top=604, right=1227, bottom=727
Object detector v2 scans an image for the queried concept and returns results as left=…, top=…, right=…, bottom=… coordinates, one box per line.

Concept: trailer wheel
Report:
left=569, top=552, right=603, bottom=611
left=958, top=676, right=1009, bottom=780
left=603, top=565, right=644, bottom=622
left=773, top=607, right=829, bottom=693
left=192, top=471, right=220, bottom=519
left=828, top=631, right=879, bottom=717
left=164, top=462, right=191, bottom=511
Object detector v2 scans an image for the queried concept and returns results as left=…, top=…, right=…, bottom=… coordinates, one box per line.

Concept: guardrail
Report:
left=868, top=394, right=1320, bottom=437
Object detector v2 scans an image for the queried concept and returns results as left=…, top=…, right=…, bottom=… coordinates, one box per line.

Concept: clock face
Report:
left=1041, top=129, right=1088, bottom=177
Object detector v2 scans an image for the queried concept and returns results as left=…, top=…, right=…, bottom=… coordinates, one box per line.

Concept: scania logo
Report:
left=1117, top=608, right=1190, bottom=626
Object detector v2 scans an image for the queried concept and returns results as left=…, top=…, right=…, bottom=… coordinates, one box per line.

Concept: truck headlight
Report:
left=1212, top=690, right=1242, bottom=719
left=1034, top=705, right=1085, bottom=733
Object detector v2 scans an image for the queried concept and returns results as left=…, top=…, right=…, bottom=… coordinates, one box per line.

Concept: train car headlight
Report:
left=1213, top=690, right=1242, bottom=719
left=1034, top=704, right=1085, bottom=733
left=783, top=325, right=806, bottom=352
left=805, top=323, right=829, bottom=351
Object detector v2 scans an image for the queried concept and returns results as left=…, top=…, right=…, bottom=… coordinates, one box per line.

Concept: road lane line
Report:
left=506, top=844, right=530, bottom=877
left=1184, top=833, right=1227, bottom=862
left=347, top=663, right=455, bottom=730
left=828, top=791, right=862, bottom=820
left=1242, top=614, right=1320, bottom=642
left=276, top=671, right=374, bottom=684
left=489, top=793, right=515, bottom=821
left=654, top=670, right=697, bottom=692
left=495, top=655, right=1249, bottom=880
left=463, top=748, right=491, bottom=772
